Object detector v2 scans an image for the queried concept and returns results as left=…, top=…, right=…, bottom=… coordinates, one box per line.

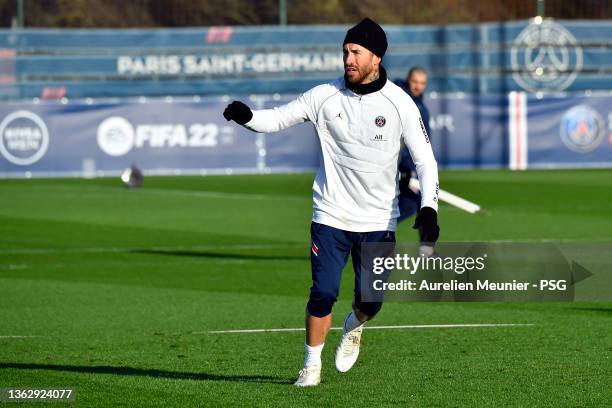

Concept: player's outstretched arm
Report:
left=223, top=86, right=325, bottom=133
left=223, top=98, right=306, bottom=133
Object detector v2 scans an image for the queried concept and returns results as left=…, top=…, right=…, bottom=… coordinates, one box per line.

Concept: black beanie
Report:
left=343, top=18, right=388, bottom=58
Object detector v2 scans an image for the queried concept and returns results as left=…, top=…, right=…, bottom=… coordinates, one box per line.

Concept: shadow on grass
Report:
left=0, top=362, right=291, bottom=384
left=572, top=307, right=612, bottom=314
left=133, top=249, right=308, bottom=261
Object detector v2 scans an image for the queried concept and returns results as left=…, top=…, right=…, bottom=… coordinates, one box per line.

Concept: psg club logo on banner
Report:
left=559, top=105, right=605, bottom=153
left=511, top=19, right=583, bottom=93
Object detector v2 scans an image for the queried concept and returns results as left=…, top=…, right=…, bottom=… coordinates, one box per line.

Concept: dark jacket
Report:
left=394, top=79, right=431, bottom=173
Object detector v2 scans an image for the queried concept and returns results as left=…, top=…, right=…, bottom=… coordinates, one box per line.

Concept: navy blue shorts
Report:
left=307, top=222, right=396, bottom=318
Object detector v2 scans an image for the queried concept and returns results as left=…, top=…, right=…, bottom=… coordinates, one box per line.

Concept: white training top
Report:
left=245, top=77, right=439, bottom=232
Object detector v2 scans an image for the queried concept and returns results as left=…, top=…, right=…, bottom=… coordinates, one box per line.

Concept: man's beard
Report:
left=345, top=65, right=375, bottom=84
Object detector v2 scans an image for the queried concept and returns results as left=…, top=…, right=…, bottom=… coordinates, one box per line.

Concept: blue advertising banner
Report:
left=0, top=98, right=259, bottom=176
left=0, top=93, right=610, bottom=177
left=426, top=94, right=506, bottom=168
left=261, top=96, right=320, bottom=171
left=526, top=94, right=611, bottom=168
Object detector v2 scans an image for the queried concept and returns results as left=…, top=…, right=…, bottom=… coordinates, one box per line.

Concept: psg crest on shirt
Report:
left=375, top=116, right=386, bottom=127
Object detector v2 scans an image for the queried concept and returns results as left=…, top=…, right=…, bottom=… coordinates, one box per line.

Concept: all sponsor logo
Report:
left=559, top=105, right=605, bottom=153
left=0, top=110, right=49, bottom=165
left=511, top=19, right=583, bottom=92
left=430, top=114, right=454, bottom=133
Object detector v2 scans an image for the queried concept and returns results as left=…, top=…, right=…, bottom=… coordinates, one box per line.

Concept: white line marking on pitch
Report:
left=0, top=335, right=40, bottom=338
left=2, top=184, right=308, bottom=202
left=140, top=188, right=309, bottom=202
left=200, top=323, right=535, bottom=334
left=0, top=243, right=305, bottom=255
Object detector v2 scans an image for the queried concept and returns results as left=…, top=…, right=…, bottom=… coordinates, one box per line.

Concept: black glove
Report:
left=223, top=101, right=253, bottom=125
left=413, top=206, right=440, bottom=244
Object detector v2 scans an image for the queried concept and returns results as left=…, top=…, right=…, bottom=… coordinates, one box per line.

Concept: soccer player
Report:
left=394, top=67, right=432, bottom=224
left=223, top=18, right=440, bottom=387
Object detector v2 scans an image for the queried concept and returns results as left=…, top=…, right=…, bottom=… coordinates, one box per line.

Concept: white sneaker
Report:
left=335, top=325, right=363, bottom=372
left=293, top=364, right=321, bottom=387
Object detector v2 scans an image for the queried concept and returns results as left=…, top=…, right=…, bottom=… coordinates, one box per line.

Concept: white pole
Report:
left=408, top=178, right=481, bottom=214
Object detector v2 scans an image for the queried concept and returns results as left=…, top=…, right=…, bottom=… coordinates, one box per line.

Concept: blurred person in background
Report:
left=394, top=67, right=431, bottom=227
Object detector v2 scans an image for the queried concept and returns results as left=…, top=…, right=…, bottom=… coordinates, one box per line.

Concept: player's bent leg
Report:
left=335, top=229, right=394, bottom=373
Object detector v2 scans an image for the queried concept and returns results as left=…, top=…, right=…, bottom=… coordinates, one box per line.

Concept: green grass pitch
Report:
left=0, top=169, right=610, bottom=406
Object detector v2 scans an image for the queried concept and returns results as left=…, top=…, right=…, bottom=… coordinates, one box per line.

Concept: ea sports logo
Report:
left=511, top=19, right=583, bottom=92
left=0, top=110, right=49, bottom=166
left=559, top=105, right=604, bottom=153
left=97, top=116, right=135, bottom=156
